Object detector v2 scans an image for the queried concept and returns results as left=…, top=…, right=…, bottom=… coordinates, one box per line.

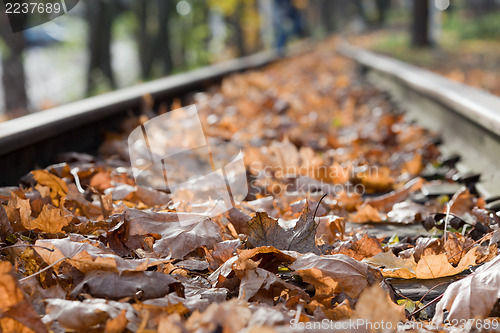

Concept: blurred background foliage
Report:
left=1, top=0, right=500, bottom=120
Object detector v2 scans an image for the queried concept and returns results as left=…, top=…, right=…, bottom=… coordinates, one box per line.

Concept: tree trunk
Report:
left=0, top=11, right=28, bottom=116
left=86, top=0, right=117, bottom=95
left=411, top=0, right=430, bottom=47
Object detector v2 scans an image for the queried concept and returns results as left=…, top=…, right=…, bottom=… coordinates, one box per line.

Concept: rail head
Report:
left=338, top=42, right=500, bottom=138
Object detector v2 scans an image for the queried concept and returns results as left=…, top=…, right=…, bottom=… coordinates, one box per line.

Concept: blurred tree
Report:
left=0, top=12, right=28, bottom=116
left=375, top=0, right=391, bottom=25
left=135, top=0, right=174, bottom=79
left=209, top=0, right=262, bottom=57
left=86, top=0, right=121, bottom=95
left=411, top=0, right=430, bottom=47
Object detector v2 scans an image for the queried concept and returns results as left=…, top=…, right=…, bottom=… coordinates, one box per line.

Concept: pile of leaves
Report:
left=0, top=40, right=499, bottom=332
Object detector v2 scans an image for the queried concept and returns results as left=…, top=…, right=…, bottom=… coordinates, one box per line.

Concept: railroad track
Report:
left=1, top=39, right=499, bottom=328
left=339, top=41, right=500, bottom=203
left=0, top=47, right=286, bottom=186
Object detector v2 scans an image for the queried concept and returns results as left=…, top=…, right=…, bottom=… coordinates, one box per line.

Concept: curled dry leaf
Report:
left=333, top=234, right=383, bottom=261
left=0, top=262, right=48, bottom=333
left=364, top=177, right=424, bottom=213
left=69, top=270, right=184, bottom=300
left=433, top=254, right=500, bottom=324
left=348, top=204, right=383, bottom=223
left=32, top=170, right=68, bottom=201
left=290, top=253, right=383, bottom=299
left=43, top=298, right=138, bottom=331
left=125, top=209, right=222, bottom=259
left=247, top=204, right=318, bottom=254
left=35, top=235, right=170, bottom=273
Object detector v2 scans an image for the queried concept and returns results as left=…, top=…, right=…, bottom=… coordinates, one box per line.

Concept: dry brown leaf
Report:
left=290, top=253, right=383, bottom=299
left=364, top=247, right=478, bottom=279
left=5, top=192, right=32, bottom=232
left=333, top=234, right=383, bottom=261
left=315, top=215, right=345, bottom=245
left=348, top=204, right=383, bottom=223
left=32, top=170, right=68, bottom=200
left=35, top=235, right=170, bottom=273
left=0, top=262, right=48, bottom=333
left=185, top=299, right=252, bottom=333
left=433, top=254, right=500, bottom=324
left=364, top=177, right=424, bottom=213
left=247, top=204, right=318, bottom=253
left=355, top=284, right=405, bottom=328
left=448, top=187, right=475, bottom=217
left=104, top=310, right=128, bottom=333
left=43, top=299, right=138, bottom=331
left=28, top=204, right=71, bottom=233
left=70, top=270, right=184, bottom=300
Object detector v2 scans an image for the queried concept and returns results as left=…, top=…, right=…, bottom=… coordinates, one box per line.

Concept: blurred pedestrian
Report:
left=273, top=0, right=304, bottom=55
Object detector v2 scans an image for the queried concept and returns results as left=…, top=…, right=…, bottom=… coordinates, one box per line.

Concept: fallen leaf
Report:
left=125, top=209, right=222, bottom=259
left=43, top=298, right=138, bottom=331
left=364, top=247, right=478, bottom=279
left=291, top=253, right=383, bottom=299
left=433, top=254, right=500, bottom=324
left=333, top=234, right=383, bottom=261
left=28, top=204, right=71, bottom=233
left=354, top=284, right=405, bottom=327
left=247, top=204, right=318, bottom=253
left=32, top=170, right=68, bottom=201
left=0, top=262, right=48, bottom=333
left=364, top=177, right=424, bottom=213
left=348, top=204, right=383, bottom=223
left=69, top=270, right=184, bottom=300
left=35, top=235, right=170, bottom=273
left=387, top=200, right=429, bottom=224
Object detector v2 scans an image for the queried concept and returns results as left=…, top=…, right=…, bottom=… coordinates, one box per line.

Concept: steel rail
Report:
left=0, top=48, right=293, bottom=186
left=339, top=42, right=500, bottom=200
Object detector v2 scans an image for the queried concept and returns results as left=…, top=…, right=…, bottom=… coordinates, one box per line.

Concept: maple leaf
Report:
left=28, top=204, right=71, bottom=233
left=247, top=204, right=318, bottom=253
left=363, top=247, right=478, bottom=279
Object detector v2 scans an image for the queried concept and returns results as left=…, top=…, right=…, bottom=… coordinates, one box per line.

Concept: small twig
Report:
left=19, top=257, right=69, bottom=282
left=313, top=193, right=328, bottom=221
left=418, top=281, right=450, bottom=303
left=0, top=244, right=54, bottom=252
left=407, top=293, right=443, bottom=319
